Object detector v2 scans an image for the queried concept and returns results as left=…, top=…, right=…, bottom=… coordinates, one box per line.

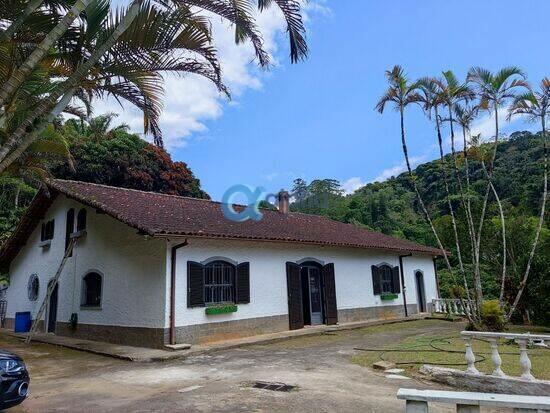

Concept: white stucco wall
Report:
left=6, top=195, right=166, bottom=328
left=402, top=255, right=439, bottom=309
left=167, top=238, right=439, bottom=328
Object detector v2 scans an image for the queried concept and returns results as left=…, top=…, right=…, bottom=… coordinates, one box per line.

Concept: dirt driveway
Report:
left=3, top=319, right=466, bottom=412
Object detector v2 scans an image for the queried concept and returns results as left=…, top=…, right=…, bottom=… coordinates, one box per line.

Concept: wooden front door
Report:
left=286, top=262, right=304, bottom=330
left=415, top=271, right=426, bottom=313
left=322, top=263, right=338, bottom=325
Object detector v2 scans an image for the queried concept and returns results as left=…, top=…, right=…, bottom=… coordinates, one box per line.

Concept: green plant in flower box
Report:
left=205, top=304, right=238, bottom=315
left=380, top=293, right=398, bottom=301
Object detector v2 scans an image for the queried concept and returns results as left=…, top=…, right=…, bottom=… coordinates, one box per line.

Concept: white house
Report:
left=0, top=180, right=442, bottom=348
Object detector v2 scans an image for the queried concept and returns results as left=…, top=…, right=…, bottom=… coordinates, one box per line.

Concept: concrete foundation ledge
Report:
left=419, top=365, right=550, bottom=396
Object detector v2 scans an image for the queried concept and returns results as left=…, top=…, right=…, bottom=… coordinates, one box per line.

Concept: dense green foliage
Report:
left=291, top=131, right=549, bottom=325
left=0, top=117, right=208, bottom=244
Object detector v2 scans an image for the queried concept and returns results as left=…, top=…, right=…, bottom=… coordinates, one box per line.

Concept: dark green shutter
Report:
left=286, top=262, right=304, bottom=330
left=322, top=263, right=338, bottom=325
left=235, top=262, right=250, bottom=304
left=187, top=261, right=205, bottom=307
left=392, top=265, right=401, bottom=294
left=372, top=265, right=381, bottom=295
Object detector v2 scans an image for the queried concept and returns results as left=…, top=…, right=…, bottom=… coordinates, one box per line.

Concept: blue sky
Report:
left=110, top=1, right=550, bottom=200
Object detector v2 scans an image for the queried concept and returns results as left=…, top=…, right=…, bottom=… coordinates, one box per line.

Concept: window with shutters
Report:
left=81, top=271, right=102, bottom=307
left=65, top=208, right=75, bottom=254
left=380, top=265, right=393, bottom=294
left=40, top=219, right=55, bottom=241
left=77, top=208, right=87, bottom=231
left=204, top=261, right=235, bottom=304
left=372, top=263, right=400, bottom=295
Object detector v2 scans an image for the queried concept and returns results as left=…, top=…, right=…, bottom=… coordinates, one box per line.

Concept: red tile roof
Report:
left=0, top=180, right=442, bottom=269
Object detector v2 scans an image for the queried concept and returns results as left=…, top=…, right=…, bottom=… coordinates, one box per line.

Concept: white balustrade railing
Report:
left=432, top=298, right=477, bottom=317
left=461, top=331, right=550, bottom=382
left=397, top=388, right=550, bottom=413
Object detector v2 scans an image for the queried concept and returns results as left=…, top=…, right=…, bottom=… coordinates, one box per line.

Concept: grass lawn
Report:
left=351, top=322, right=550, bottom=380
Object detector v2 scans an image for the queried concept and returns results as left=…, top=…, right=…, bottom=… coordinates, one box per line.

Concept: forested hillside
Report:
left=291, top=131, right=548, bottom=325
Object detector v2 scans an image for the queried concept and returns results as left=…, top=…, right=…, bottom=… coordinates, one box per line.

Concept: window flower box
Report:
left=205, top=304, right=238, bottom=315
left=380, top=293, right=398, bottom=301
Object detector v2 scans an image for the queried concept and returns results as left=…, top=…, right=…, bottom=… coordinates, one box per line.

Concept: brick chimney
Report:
left=277, top=190, right=290, bottom=214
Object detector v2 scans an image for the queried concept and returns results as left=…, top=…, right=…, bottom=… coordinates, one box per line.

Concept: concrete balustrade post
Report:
left=488, top=338, right=505, bottom=377
left=463, top=338, right=479, bottom=374
left=516, top=339, right=535, bottom=381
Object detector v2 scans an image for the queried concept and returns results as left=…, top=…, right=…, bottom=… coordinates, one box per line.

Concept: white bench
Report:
left=397, top=388, right=550, bottom=412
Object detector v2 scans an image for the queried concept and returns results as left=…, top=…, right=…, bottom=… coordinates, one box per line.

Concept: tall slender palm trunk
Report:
left=0, top=89, right=76, bottom=172
left=0, top=0, right=91, bottom=109
left=433, top=106, right=471, bottom=301
left=399, top=105, right=471, bottom=321
left=448, top=109, right=477, bottom=271
left=461, top=126, right=477, bottom=264
left=0, top=0, right=142, bottom=172
left=474, top=106, right=506, bottom=309
left=1, top=0, right=45, bottom=41
left=506, top=118, right=548, bottom=321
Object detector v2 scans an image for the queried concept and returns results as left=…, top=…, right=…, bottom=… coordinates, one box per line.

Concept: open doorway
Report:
left=286, top=260, right=338, bottom=330
left=300, top=262, right=324, bottom=325
left=415, top=270, right=426, bottom=313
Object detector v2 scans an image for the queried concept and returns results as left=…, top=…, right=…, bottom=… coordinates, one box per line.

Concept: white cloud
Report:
left=445, top=106, right=527, bottom=151
left=341, top=177, right=366, bottom=194
left=371, top=155, right=427, bottom=183
left=89, top=2, right=327, bottom=149
left=341, top=155, right=427, bottom=195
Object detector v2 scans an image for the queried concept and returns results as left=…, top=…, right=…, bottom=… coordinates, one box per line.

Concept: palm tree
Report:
left=0, top=0, right=92, bottom=108
left=0, top=0, right=307, bottom=170
left=376, top=66, right=459, bottom=292
left=506, top=78, right=549, bottom=321
left=86, top=114, right=129, bottom=141
left=417, top=77, right=472, bottom=303
left=466, top=66, right=528, bottom=308
left=437, top=72, right=477, bottom=263
left=454, top=103, right=479, bottom=263
left=0, top=0, right=45, bottom=41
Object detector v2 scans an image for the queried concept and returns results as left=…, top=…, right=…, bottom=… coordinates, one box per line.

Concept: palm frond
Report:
left=180, top=0, right=270, bottom=66
left=269, top=0, right=307, bottom=63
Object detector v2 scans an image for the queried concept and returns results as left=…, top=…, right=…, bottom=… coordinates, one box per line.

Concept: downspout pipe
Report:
left=399, top=253, right=412, bottom=317
left=170, top=239, right=188, bottom=345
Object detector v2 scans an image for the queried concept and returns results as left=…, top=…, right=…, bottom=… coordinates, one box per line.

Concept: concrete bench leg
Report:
left=406, top=400, right=428, bottom=413
left=456, top=405, right=480, bottom=413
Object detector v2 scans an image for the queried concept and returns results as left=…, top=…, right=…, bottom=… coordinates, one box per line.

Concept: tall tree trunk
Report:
left=14, top=186, right=20, bottom=208
left=398, top=105, right=474, bottom=322
left=506, top=118, right=548, bottom=321
left=1, top=0, right=45, bottom=41
left=0, top=89, right=76, bottom=172
left=434, top=106, right=471, bottom=301
left=462, top=125, right=477, bottom=270
left=449, top=108, right=477, bottom=270
left=480, top=160, right=507, bottom=304
left=0, top=0, right=142, bottom=171
left=474, top=104, right=503, bottom=309
left=0, top=0, right=91, bottom=109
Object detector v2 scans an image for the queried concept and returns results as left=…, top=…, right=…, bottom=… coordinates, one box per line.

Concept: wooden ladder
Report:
left=25, top=238, right=76, bottom=344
